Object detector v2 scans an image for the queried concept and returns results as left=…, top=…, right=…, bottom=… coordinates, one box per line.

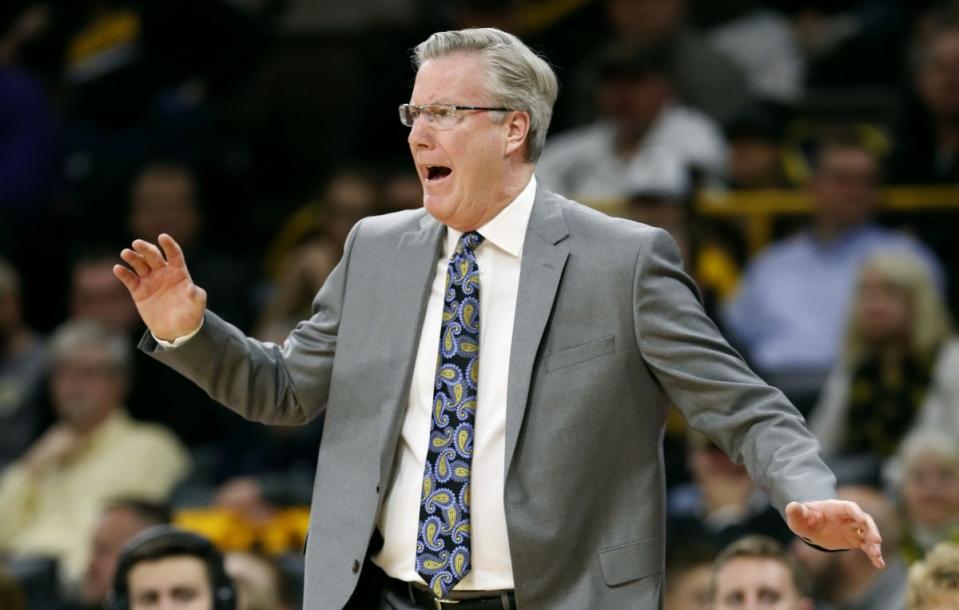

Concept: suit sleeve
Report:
left=631, top=227, right=836, bottom=514
left=139, top=220, right=363, bottom=426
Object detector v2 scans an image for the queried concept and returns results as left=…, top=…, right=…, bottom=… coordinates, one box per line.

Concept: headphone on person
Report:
left=107, top=525, right=236, bottom=610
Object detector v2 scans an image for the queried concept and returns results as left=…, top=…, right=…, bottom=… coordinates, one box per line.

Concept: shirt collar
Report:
left=445, top=175, right=537, bottom=259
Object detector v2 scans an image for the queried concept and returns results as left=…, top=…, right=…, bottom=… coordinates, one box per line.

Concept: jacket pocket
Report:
left=598, top=535, right=663, bottom=586
left=544, top=335, right=615, bottom=373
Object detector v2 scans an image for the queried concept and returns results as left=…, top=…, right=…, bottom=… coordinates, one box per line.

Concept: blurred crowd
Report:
left=2, top=0, right=959, bottom=609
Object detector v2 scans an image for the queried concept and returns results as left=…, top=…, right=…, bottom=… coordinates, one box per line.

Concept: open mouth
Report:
left=426, top=165, right=452, bottom=182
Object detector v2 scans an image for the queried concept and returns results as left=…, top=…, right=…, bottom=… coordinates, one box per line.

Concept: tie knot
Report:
left=455, top=231, right=484, bottom=255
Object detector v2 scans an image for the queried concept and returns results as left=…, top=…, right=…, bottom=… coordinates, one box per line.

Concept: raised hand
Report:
left=786, top=500, right=885, bottom=569
left=113, top=233, right=206, bottom=341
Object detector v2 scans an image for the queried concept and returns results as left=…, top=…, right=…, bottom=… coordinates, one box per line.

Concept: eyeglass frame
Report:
left=398, top=103, right=513, bottom=128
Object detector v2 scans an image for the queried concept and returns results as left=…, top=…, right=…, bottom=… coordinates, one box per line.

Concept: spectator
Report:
left=709, top=535, right=813, bottom=610
left=704, top=0, right=805, bottom=105
left=538, top=42, right=728, bottom=206
left=0, top=320, right=188, bottom=585
left=75, top=499, right=171, bottom=610
left=907, top=541, right=959, bottom=610
left=722, top=135, right=943, bottom=404
left=0, top=257, right=47, bottom=468
left=887, top=19, right=959, bottom=185
left=810, top=250, right=958, bottom=465
left=567, top=0, right=752, bottom=126
left=791, top=485, right=907, bottom=610
left=895, top=431, right=959, bottom=564
left=108, top=526, right=236, bottom=610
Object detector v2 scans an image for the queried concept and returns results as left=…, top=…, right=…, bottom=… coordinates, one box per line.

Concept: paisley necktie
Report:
left=416, top=230, right=483, bottom=598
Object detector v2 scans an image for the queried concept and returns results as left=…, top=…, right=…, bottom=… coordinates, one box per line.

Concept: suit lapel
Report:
left=378, top=213, right=445, bottom=476
left=505, top=189, right=569, bottom=471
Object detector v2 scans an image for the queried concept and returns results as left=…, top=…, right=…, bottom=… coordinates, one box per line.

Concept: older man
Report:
left=115, top=28, right=883, bottom=609
left=0, top=320, right=188, bottom=585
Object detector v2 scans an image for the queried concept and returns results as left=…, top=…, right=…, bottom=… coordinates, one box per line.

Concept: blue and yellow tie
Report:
left=416, top=231, right=484, bottom=598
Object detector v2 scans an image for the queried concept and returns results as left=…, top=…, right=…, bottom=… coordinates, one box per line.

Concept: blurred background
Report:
left=2, top=0, right=959, bottom=608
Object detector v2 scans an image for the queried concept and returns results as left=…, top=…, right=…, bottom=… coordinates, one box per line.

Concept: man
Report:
left=791, top=486, right=908, bottom=610
left=114, top=28, right=883, bottom=609
left=108, top=526, right=236, bottom=610
left=78, top=499, right=172, bottom=609
left=722, top=136, right=942, bottom=396
left=710, top=535, right=814, bottom=610
left=538, top=41, right=728, bottom=205
left=0, top=320, right=188, bottom=585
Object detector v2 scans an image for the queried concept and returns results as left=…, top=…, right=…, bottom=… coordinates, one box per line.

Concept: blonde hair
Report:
left=908, top=542, right=959, bottom=609
left=843, top=249, right=952, bottom=364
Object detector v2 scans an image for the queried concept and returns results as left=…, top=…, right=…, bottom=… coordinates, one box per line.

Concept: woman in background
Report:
left=810, top=249, right=959, bottom=463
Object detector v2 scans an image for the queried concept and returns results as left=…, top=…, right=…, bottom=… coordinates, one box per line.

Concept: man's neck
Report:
left=453, top=165, right=534, bottom=232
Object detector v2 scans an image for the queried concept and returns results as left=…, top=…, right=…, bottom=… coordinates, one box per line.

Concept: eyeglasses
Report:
left=398, top=103, right=511, bottom=129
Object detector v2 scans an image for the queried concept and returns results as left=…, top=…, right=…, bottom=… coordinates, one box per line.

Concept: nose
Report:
left=407, top=114, right=434, bottom=150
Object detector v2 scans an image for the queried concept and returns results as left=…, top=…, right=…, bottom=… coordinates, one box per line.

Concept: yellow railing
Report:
left=696, top=186, right=959, bottom=253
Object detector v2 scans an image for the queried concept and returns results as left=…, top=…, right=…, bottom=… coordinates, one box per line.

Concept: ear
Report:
left=503, top=110, right=531, bottom=158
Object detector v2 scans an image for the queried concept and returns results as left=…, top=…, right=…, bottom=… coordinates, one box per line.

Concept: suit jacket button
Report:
left=352, top=559, right=360, bottom=574
left=375, top=484, right=380, bottom=493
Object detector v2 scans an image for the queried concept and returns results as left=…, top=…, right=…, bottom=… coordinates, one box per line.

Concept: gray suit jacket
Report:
left=144, top=186, right=836, bottom=609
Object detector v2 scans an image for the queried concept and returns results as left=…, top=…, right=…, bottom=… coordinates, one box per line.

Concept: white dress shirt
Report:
left=372, top=176, right=537, bottom=590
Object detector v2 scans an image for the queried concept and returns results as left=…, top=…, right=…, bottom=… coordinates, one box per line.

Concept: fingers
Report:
left=131, top=239, right=167, bottom=270
left=120, top=249, right=150, bottom=277
left=840, top=502, right=885, bottom=569
left=113, top=264, right=140, bottom=293
left=158, top=233, right=188, bottom=271
left=843, top=502, right=883, bottom=545
left=863, top=542, right=885, bottom=569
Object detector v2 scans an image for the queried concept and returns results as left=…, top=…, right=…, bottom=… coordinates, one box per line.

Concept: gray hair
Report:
left=49, top=319, right=132, bottom=376
left=413, top=28, right=559, bottom=163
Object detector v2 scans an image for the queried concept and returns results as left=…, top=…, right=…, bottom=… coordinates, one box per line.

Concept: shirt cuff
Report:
left=152, top=319, right=204, bottom=349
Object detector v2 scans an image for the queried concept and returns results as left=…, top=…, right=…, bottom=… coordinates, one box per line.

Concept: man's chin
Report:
left=423, top=196, right=455, bottom=223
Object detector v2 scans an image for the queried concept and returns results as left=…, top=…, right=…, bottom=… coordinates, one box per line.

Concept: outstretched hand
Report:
left=786, top=500, right=885, bottom=569
left=113, top=233, right=206, bottom=341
